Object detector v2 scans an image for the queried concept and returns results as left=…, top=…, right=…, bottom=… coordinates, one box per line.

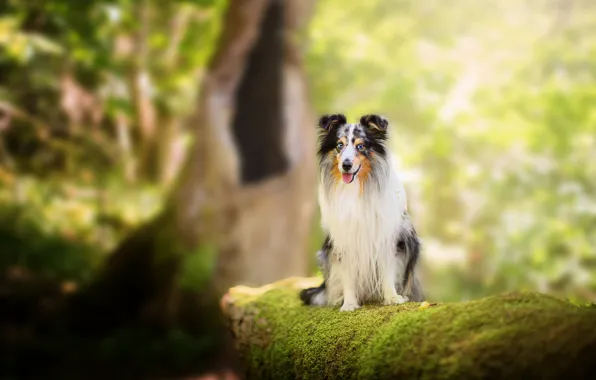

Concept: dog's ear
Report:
left=360, top=114, right=389, bottom=133
left=318, top=114, right=347, bottom=132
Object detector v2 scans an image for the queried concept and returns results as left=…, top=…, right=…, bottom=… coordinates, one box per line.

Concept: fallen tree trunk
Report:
left=220, top=277, right=596, bottom=380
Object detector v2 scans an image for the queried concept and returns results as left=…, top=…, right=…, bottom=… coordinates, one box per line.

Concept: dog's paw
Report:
left=340, top=302, right=361, bottom=312
left=383, top=294, right=408, bottom=305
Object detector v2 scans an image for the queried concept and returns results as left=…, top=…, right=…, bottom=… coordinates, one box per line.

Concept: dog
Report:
left=300, top=114, right=424, bottom=311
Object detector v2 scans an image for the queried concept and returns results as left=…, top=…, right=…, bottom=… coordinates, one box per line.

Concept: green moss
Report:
left=178, top=243, right=217, bottom=291
left=226, top=278, right=596, bottom=380
left=148, top=213, right=218, bottom=291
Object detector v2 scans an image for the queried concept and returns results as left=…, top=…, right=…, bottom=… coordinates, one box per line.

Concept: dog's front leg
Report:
left=339, top=263, right=360, bottom=312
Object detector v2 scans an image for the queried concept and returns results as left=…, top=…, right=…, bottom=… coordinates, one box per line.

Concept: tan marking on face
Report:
left=330, top=151, right=342, bottom=184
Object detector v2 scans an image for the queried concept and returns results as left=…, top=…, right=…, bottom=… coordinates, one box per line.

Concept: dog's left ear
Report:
left=360, top=114, right=389, bottom=133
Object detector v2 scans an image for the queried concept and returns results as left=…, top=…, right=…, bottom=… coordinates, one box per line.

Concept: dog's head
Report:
left=317, top=113, right=389, bottom=186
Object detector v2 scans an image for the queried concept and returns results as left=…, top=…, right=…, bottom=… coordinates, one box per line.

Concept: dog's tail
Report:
left=300, top=281, right=328, bottom=306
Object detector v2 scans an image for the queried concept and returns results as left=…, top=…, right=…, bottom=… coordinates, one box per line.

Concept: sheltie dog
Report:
left=300, top=114, right=424, bottom=311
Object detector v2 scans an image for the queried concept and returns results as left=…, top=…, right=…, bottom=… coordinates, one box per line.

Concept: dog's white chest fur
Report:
left=318, top=165, right=408, bottom=306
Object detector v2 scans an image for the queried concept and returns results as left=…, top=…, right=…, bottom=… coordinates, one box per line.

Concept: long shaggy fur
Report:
left=300, top=113, right=424, bottom=311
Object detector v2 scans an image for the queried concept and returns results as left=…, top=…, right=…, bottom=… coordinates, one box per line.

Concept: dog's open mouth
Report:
left=341, top=166, right=360, bottom=184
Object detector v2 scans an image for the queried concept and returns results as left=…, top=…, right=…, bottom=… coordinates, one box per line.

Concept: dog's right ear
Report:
left=318, top=114, right=347, bottom=132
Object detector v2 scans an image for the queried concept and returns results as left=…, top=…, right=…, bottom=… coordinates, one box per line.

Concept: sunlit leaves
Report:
left=0, top=16, right=62, bottom=62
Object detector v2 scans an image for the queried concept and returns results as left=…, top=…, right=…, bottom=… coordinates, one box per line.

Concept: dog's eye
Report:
left=356, top=144, right=365, bottom=151
left=336, top=142, right=344, bottom=150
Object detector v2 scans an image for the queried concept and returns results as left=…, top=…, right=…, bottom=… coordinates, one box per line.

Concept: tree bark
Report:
left=221, top=277, right=596, bottom=380
left=163, top=0, right=318, bottom=305
left=68, top=0, right=318, bottom=334
left=171, top=0, right=317, bottom=290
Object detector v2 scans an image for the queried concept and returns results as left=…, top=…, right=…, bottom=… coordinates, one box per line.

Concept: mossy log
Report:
left=220, top=277, right=596, bottom=380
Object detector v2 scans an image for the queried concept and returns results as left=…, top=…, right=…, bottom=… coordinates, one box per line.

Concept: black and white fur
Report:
left=300, top=114, right=424, bottom=311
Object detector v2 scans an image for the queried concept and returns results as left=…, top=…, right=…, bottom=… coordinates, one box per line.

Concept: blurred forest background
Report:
left=1, top=0, right=595, bottom=379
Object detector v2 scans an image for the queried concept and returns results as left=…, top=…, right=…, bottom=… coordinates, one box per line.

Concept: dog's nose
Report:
left=342, top=160, right=353, bottom=172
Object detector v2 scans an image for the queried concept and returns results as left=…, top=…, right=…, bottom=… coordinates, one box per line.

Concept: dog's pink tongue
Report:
left=342, top=173, right=353, bottom=184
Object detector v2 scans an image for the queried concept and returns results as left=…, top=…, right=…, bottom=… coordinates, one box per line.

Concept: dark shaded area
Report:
left=65, top=217, right=168, bottom=337
left=1, top=286, right=239, bottom=380
left=0, top=209, right=241, bottom=379
left=232, top=0, right=287, bottom=184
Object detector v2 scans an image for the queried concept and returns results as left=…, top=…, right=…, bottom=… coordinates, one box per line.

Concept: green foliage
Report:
left=0, top=0, right=225, bottom=284
left=178, top=243, right=217, bottom=291
left=0, top=172, right=162, bottom=283
left=0, top=0, right=225, bottom=179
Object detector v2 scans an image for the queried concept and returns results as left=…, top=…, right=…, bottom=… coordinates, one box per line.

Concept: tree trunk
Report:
left=177, top=0, right=317, bottom=291
left=221, top=277, right=596, bottom=380
left=69, top=0, right=317, bottom=334
left=170, top=0, right=318, bottom=292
